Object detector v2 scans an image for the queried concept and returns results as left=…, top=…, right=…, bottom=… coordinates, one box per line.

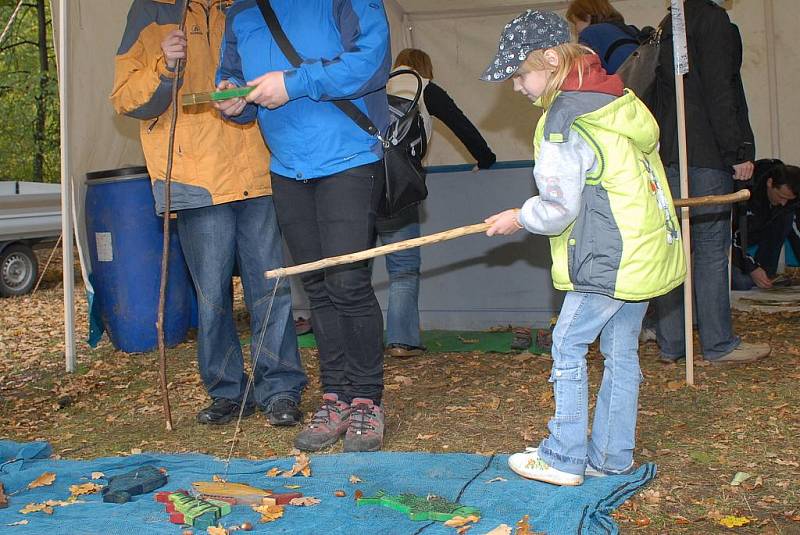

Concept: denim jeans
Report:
left=651, top=165, right=740, bottom=360
left=176, top=196, right=307, bottom=410
left=375, top=205, right=422, bottom=347
left=272, top=162, right=385, bottom=405
left=538, top=292, right=648, bottom=476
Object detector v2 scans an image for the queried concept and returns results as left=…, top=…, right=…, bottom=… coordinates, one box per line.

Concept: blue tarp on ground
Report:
left=0, top=440, right=655, bottom=534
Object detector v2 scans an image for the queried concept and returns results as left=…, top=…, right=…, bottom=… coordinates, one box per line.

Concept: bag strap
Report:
left=604, top=37, right=640, bottom=64
left=254, top=0, right=380, bottom=138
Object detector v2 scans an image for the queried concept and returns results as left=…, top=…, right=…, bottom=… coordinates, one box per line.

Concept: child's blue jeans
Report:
left=537, top=291, right=648, bottom=476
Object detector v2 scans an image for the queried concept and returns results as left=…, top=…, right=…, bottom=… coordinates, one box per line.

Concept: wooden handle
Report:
left=673, top=189, right=749, bottom=208
left=266, top=222, right=490, bottom=279
left=265, top=190, right=751, bottom=279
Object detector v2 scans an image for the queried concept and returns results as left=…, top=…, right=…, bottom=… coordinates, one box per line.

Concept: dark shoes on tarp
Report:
left=197, top=397, right=301, bottom=426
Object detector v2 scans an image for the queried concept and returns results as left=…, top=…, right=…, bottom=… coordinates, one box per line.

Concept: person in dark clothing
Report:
left=732, top=160, right=800, bottom=290
left=566, top=0, right=642, bottom=74
left=378, top=48, right=496, bottom=358
left=649, top=0, right=769, bottom=364
left=216, top=0, right=391, bottom=453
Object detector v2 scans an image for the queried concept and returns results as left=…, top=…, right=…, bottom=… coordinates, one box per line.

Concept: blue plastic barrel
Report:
left=85, top=167, right=193, bottom=353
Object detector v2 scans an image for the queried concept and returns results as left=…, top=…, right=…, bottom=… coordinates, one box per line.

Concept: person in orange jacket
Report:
left=111, top=0, right=306, bottom=426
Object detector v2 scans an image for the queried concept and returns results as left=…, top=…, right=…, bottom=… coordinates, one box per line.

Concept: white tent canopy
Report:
left=53, top=0, right=798, bottom=370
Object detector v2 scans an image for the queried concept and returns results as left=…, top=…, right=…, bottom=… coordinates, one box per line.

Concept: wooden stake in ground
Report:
left=265, top=191, right=748, bottom=280
left=155, top=0, right=189, bottom=432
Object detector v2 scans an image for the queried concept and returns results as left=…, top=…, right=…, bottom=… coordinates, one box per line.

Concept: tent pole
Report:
left=670, top=0, right=694, bottom=385
left=57, top=0, right=76, bottom=373
left=764, top=0, right=780, bottom=158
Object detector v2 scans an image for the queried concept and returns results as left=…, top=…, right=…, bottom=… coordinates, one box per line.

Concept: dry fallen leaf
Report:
left=730, top=472, right=752, bottom=486
left=516, top=514, right=533, bottom=535
left=20, top=503, right=54, bottom=515
left=252, top=503, right=284, bottom=523
left=6, top=520, right=29, bottom=526
left=206, top=526, right=228, bottom=535
left=719, top=515, right=750, bottom=528
left=283, top=484, right=301, bottom=489
left=416, top=434, right=435, bottom=440
left=444, top=514, right=480, bottom=527
left=349, top=475, right=362, bottom=484
left=288, top=497, right=320, bottom=507
left=282, top=453, right=311, bottom=478
left=90, top=472, right=104, bottom=480
left=457, top=526, right=472, bottom=535
left=354, top=490, right=363, bottom=500
left=0, top=483, right=8, bottom=509
left=266, top=467, right=282, bottom=478
left=212, top=475, right=226, bottom=483
left=27, top=472, right=56, bottom=490
left=485, top=477, right=507, bottom=484
left=484, top=525, right=511, bottom=535
left=69, top=483, right=103, bottom=497
left=334, top=490, right=346, bottom=497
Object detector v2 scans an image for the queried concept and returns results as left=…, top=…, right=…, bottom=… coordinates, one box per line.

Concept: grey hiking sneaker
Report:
left=293, top=393, right=351, bottom=452
left=343, top=398, right=384, bottom=452
left=709, top=342, right=771, bottom=364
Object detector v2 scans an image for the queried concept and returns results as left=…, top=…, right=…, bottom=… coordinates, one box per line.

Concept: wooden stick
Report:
left=266, top=222, right=490, bottom=279
left=673, top=189, right=748, bottom=208
left=265, top=191, right=750, bottom=280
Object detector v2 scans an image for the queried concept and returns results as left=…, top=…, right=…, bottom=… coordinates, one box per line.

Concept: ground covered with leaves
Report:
left=1, top=252, right=798, bottom=533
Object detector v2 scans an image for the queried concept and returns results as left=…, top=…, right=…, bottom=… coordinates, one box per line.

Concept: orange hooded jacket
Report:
left=110, top=0, right=271, bottom=214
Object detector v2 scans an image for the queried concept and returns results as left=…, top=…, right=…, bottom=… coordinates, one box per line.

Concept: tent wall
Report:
left=397, top=0, right=798, bottom=166
left=52, top=0, right=145, bottom=288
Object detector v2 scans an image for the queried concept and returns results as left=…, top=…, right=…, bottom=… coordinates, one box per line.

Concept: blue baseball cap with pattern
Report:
left=481, top=10, right=571, bottom=82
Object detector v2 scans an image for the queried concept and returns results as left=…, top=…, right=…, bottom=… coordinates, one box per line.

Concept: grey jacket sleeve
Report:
left=518, top=133, right=596, bottom=236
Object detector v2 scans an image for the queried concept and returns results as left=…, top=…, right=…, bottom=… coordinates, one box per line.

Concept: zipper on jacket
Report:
left=572, top=122, right=606, bottom=183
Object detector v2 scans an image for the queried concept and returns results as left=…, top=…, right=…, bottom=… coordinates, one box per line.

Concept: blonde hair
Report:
left=517, top=43, right=594, bottom=109
left=565, top=0, right=625, bottom=25
left=393, top=48, right=434, bottom=79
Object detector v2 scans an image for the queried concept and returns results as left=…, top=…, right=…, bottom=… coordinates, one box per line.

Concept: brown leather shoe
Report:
left=386, top=344, right=425, bottom=358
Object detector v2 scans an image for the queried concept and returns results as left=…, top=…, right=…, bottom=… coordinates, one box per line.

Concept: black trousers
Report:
left=272, top=161, right=385, bottom=404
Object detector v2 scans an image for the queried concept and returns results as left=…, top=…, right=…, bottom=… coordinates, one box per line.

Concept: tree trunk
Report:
left=33, top=0, right=48, bottom=182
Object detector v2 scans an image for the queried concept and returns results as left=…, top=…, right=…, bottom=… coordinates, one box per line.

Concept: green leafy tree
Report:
left=0, top=0, right=60, bottom=183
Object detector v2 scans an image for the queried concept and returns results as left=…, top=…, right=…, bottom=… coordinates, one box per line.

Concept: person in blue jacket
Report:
left=566, top=0, right=643, bottom=74
left=215, top=0, right=391, bottom=453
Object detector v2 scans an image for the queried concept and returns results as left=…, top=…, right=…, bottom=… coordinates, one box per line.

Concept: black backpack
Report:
left=380, top=69, right=429, bottom=216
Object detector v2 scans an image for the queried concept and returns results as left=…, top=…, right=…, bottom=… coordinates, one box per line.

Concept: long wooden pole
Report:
left=155, top=0, right=189, bottom=432
left=265, top=191, right=748, bottom=280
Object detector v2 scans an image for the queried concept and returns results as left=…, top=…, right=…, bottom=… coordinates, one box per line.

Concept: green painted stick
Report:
left=182, top=86, right=254, bottom=106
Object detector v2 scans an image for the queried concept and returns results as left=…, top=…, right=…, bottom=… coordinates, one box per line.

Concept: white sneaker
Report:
left=508, top=448, right=583, bottom=486
left=584, top=460, right=635, bottom=477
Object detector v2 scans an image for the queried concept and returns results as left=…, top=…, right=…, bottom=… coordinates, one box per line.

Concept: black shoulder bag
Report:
left=255, top=0, right=428, bottom=217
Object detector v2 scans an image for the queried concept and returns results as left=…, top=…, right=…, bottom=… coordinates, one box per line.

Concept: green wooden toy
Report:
left=356, top=490, right=480, bottom=522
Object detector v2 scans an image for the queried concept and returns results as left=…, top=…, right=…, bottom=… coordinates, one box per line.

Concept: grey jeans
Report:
left=652, top=165, right=741, bottom=360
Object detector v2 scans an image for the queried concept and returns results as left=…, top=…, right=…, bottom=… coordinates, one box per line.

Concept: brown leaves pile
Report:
left=252, top=503, right=284, bottom=523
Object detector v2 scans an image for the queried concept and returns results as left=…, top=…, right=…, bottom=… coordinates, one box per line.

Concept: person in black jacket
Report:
left=378, top=48, right=496, bottom=358
left=649, top=0, right=769, bottom=364
left=732, top=160, right=800, bottom=290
